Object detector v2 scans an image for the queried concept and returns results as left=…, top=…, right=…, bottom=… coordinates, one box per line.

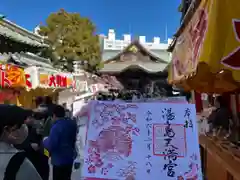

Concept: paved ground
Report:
left=72, top=168, right=82, bottom=180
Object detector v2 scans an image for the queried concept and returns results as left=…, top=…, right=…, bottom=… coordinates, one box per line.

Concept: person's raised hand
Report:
left=31, top=143, right=39, bottom=151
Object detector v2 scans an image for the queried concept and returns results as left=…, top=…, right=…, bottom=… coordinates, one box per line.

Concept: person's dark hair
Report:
left=45, top=96, right=53, bottom=105
left=52, top=105, right=65, bottom=118
left=0, top=105, right=32, bottom=135
left=35, top=96, right=44, bottom=106
left=208, top=95, right=215, bottom=106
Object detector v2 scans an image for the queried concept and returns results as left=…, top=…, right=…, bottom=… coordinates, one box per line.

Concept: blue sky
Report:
left=0, top=0, right=181, bottom=42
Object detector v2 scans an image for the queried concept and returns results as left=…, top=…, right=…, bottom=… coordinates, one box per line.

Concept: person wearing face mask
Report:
left=14, top=112, right=50, bottom=180
left=0, top=105, right=42, bottom=180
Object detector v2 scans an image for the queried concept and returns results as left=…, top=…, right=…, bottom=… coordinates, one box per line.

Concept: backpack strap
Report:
left=4, top=152, right=26, bottom=180
left=43, top=116, right=52, bottom=137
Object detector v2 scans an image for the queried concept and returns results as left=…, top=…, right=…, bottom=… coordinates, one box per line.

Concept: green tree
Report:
left=178, top=3, right=183, bottom=12
left=0, top=14, right=6, bottom=19
left=178, top=0, right=185, bottom=12
left=39, top=9, right=101, bottom=72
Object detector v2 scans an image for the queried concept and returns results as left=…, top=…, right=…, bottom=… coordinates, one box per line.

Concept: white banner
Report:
left=82, top=101, right=202, bottom=180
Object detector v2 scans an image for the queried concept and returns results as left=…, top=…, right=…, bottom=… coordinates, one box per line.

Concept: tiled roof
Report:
left=11, top=52, right=53, bottom=68
left=0, top=52, right=53, bottom=68
left=102, top=50, right=120, bottom=61
left=102, top=41, right=170, bottom=63
left=100, top=40, right=170, bottom=73
left=0, top=19, right=48, bottom=47
left=100, top=61, right=168, bottom=73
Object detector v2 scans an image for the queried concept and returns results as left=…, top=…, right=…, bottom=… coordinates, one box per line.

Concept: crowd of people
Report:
left=0, top=96, right=77, bottom=180
left=0, top=96, right=135, bottom=180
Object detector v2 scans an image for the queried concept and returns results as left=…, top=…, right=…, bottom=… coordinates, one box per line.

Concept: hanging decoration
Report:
left=168, top=0, right=240, bottom=93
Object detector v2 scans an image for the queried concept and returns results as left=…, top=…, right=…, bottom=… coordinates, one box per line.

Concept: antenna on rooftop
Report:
left=165, top=24, right=168, bottom=42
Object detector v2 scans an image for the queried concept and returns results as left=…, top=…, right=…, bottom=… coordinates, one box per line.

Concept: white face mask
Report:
left=3, top=124, right=28, bottom=145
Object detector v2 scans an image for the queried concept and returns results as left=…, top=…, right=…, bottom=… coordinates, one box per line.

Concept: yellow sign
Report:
left=39, top=74, right=73, bottom=88
left=169, top=0, right=240, bottom=93
left=39, top=74, right=49, bottom=85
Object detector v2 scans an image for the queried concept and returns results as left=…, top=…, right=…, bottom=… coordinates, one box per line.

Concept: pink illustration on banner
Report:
left=117, top=161, right=137, bottom=178
left=177, top=153, right=200, bottom=180
left=86, top=102, right=139, bottom=177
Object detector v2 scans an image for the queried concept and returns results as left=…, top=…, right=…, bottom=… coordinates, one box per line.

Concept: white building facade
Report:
left=100, top=29, right=172, bottom=62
